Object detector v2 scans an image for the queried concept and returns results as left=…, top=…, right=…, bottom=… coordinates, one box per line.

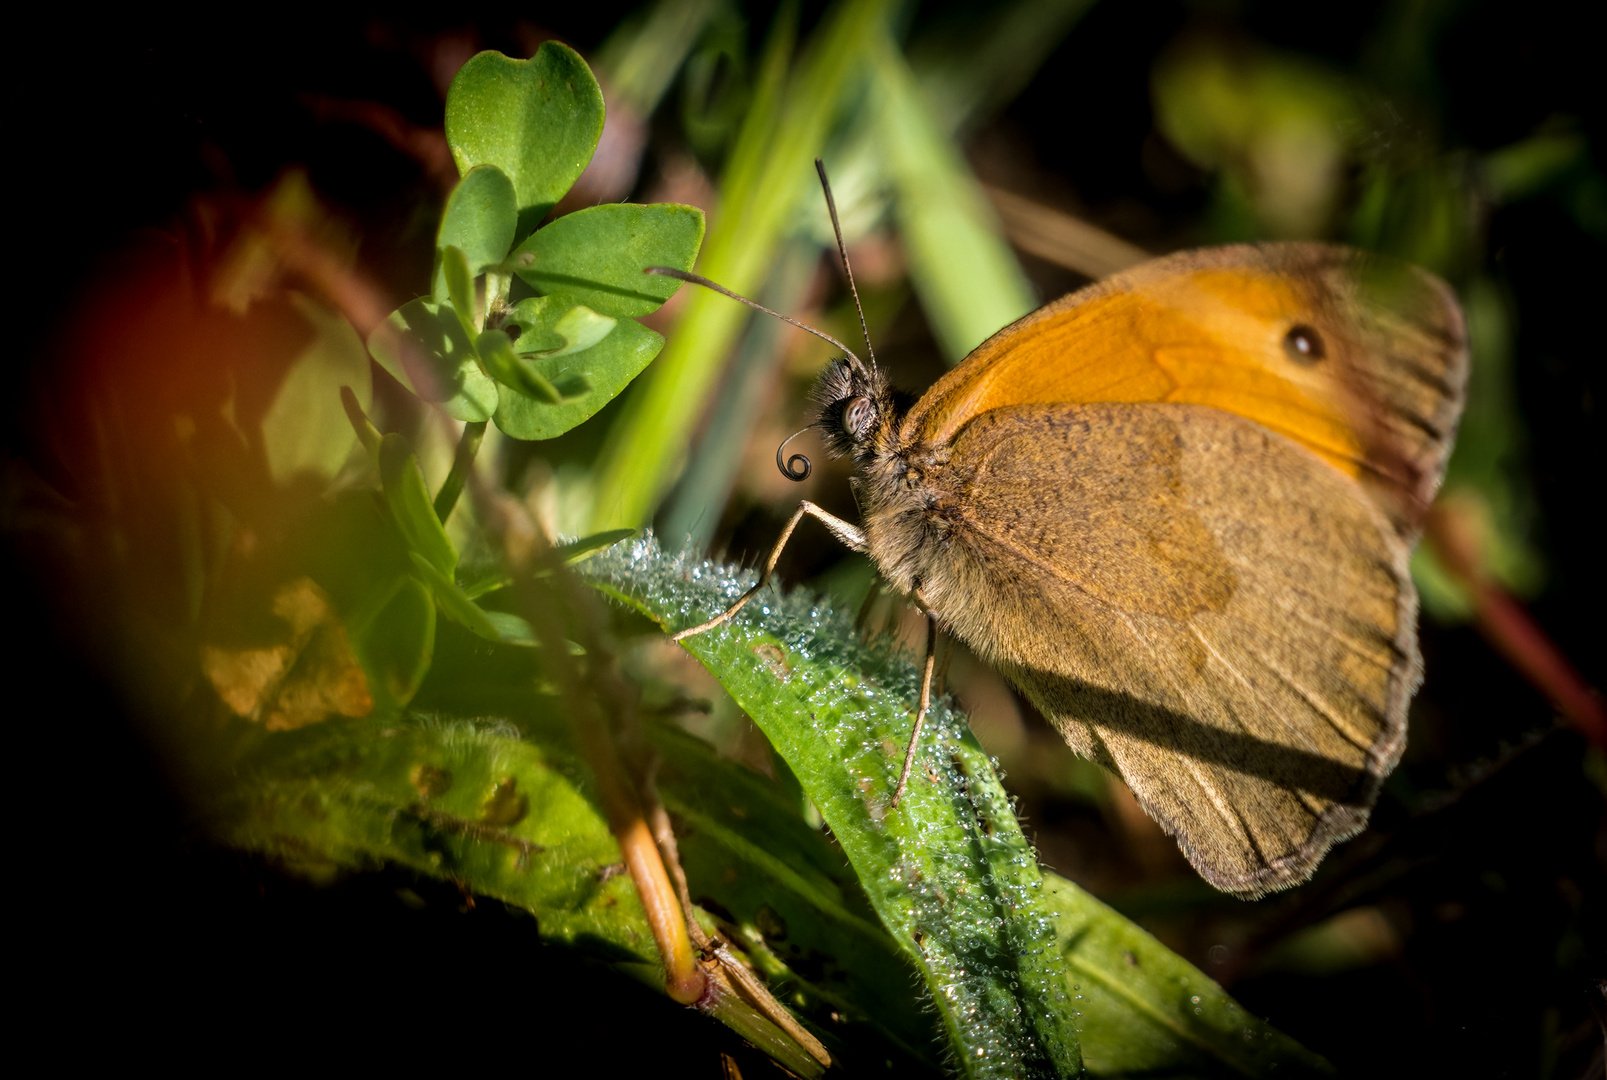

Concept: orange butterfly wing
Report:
left=901, top=243, right=1468, bottom=534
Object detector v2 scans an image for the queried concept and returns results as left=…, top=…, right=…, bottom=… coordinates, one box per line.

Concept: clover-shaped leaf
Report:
left=494, top=317, right=664, bottom=440
left=445, top=44, right=605, bottom=242
left=512, top=203, right=705, bottom=318
left=433, top=165, right=518, bottom=302
left=440, top=245, right=481, bottom=342
left=526, top=304, right=616, bottom=359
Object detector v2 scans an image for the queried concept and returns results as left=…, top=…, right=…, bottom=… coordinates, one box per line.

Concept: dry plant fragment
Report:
left=200, top=577, right=372, bottom=730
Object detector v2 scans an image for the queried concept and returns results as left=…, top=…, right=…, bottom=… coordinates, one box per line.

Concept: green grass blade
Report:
left=870, top=33, right=1036, bottom=362
left=587, top=0, right=892, bottom=531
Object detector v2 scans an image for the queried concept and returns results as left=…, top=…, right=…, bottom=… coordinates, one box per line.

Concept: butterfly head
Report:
left=808, top=357, right=906, bottom=465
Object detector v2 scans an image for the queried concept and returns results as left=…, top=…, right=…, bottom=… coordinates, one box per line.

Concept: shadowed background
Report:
left=6, top=2, right=1602, bottom=1075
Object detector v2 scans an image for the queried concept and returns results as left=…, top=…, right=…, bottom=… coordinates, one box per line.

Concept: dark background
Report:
left=7, top=3, right=1602, bottom=1075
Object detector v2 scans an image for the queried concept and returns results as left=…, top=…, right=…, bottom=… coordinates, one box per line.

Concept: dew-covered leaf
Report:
left=586, top=537, right=1082, bottom=1078
left=585, top=536, right=1333, bottom=1079
left=555, top=529, right=639, bottom=564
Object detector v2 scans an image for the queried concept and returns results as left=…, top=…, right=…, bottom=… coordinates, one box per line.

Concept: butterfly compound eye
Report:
left=843, top=395, right=875, bottom=439
left=1283, top=324, right=1326, bottom=364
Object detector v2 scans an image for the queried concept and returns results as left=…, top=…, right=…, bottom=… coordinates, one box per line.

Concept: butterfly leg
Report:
left=891, top=609, right=939, bottom=807
left=672, top=500, right=867, bottom=641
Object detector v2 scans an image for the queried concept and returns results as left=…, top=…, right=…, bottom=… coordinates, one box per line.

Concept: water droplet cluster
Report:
left=587, top=536, right=1083, bottom=1076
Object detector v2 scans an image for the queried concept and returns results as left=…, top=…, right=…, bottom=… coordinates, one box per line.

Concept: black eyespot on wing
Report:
left=1283, top=324, right=1326, bottom=364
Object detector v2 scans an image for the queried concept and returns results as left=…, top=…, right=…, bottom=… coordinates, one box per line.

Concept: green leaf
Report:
left=379, top=434, right=458, bottom=578
left=1046, top=873, right=1333, bottom=1077
left=261, top=293, right=372, bottom=483
left=493, top=316, right=665, bottom=441
left=586, top=536, right=1335, bottom=1078
left=588, top=537, right=1081, bottom=1078
left=407, top=550, right=505, bottom=644
left=511, top=202, right=705, bottom=318
left=433, top=165, right=518, bottom=302
left=441, top=245, right=479, bottom=340
left=219, top=712, right=652, bottom=965
left=505, top=294, right=619, bottom=360
left=476, top=327, right=562, bottom=404
left=367, top=298, right=498, bottom=422
left=444, top=44, right=606, bottom=241
left=535, top=305, right=617, bottom=359
left=479, top=610, right=536, bottom=647
left=215, top=710, right=901, bottom=1076
left=339, top=385, right=382, bottom=458
left=347, top=574, right=437, bottom=707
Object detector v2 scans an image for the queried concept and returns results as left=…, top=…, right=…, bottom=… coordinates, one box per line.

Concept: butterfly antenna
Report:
left=643, top=266, right=866, bottom=371
left=775, top=426, right=813, bottom=482
left=814, top=158, right=877, bottom=372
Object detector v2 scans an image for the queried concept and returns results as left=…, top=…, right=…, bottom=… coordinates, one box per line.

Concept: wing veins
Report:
left=1185, top=622, right=1304, bottom=744
left=1242, top=640, right=1376, bottom=752
left=1179, top=752, right=1252, bottom=853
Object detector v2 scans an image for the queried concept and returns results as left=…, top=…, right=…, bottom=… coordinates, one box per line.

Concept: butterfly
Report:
left=661, top=163, right=1467, bottom=898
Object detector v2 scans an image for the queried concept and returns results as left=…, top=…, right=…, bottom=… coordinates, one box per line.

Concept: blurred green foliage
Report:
left=6, top=1, right=1602, bottom=1077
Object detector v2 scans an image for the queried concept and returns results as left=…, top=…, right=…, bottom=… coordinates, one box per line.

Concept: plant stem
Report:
left=434, top=421, right=487, bottom=522
left=1426, top=503, right=1607, bottom=747
left=474, top=479, right=707, bottom=1005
